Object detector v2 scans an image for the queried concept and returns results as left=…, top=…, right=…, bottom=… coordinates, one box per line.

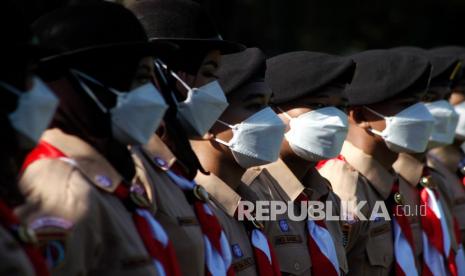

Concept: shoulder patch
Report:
left=30, top=216, right=72, bottom=269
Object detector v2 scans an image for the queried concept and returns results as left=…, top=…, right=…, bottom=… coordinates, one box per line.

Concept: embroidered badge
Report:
left=95, top=175, right=112, bottom=188
left=30, top=216, right=72, bottom=269
left=30, top=217, right=73, bottom=231
left=153, top=157, right=169, bottom=171
left=279, top=219, right=289, bottom=232
left=231, top=244, right=243, bottom=258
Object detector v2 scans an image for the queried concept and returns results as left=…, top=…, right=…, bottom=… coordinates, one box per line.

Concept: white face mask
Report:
left=424, top=100, right=459, bottom=148
left=365, top=103, right=434, bottom=153
left=158, top=61, right=229, bottom=138
left=1, top=77, right=59, bottom=147
left=281, top=106, right=349, bottom=161
left=454, top=101, right=465, bottom=140
left=72, top=69, right=168, bottom=145
left=215, top=107, right=286, bottom=168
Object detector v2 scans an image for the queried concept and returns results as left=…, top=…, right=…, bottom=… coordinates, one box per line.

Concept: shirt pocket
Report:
left=275, top=242, right=312, bottom=276
left=365, top=222, right=393, bottom=269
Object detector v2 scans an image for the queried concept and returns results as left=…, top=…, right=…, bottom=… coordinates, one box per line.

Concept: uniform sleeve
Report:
left=16, top=159, right=104, bottom=275
left=0, top=227, right=35, bottom=276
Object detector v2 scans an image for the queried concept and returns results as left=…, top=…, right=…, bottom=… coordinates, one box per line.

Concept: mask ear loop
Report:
left=155, top=59, right=193, bottom=106
left=0, top=80, right=23, bottom=96
left=276, top=106, right=293, bottom=121
left=155, top=59, right=192, bottom=92
left=70, top=69, right=109, bottom=114
left=213, top=119, right=236, bottom=147
left=363, top=106, right=386, bottom=136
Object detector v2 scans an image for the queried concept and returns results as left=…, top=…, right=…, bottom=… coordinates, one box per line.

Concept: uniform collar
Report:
left=301, top=167, right=331, bottom=201
left=42, top=128, right=123, bottom=193
left=241, top=159, right=305, bottom=201
left=393, top=153, right=424, bottom=187
left=341, top=141, right=394, bottom=199
left=142, top=134, right=177, bottom=169
left=195, top=172, right=241, bottom=217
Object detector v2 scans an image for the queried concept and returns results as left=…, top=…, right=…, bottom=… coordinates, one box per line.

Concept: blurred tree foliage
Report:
left=18, top=0, right=465, bottom=57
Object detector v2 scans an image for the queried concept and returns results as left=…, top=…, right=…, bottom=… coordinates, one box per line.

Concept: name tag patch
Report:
left=232, top=257, right=254, bottom=272
left=275, top=235, right=303, bottom=245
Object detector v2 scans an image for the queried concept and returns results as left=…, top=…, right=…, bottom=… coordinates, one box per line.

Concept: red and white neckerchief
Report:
left=233, top=202, right=281, bottom=276
left=0, top=199, right=50, bottom=276
left=295, top=192, right=340, bottom=276
left=453, top=217, right=465, bottom=276
left=249, top=222, right=282, bottom=276
left=388, top=180, right=418, bottom=276
left=317, top=155, right=417, bottom=276
left=22, top=141, right=181, bottom=276
left=419, top=168, right=456, bottom=276
left=164, top=168, right=234, bottom=276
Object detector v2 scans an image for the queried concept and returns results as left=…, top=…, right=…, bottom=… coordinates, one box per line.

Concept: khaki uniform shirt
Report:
left=242, top=159, right=348, bottom=275
left=318, top=142, right=393, bottom=276
left=16, top=128, right=157, bottom=276
left=394, top=153, right=458, bottom=261
left=130, top=135, right=205, bottom=276
left=0, top=226, right=35, bottom=276
left=195, top=172, right=258, bottom=276
left=428, top=147, right=465, bottom=244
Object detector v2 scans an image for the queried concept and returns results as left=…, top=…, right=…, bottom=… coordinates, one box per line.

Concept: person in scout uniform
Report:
left=0, top=1, right=57, bottom=275
left=15, top=2, right=181, bottom=275
left=127, top=0, right=245, bottom=274
left=192, top=48, right=285, bottom=276
left=318, top=49, right=433, bottom=275
left=428, top=46, right=465, bottom=246
left=392, top=46, right=465, bottom=275
left=240, top=51, right=355, bottom=275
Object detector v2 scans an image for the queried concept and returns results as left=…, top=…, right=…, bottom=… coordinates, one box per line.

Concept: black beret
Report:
left=428, top=46, right=465, bottom=84
left=393, top=46, right=459, bottom=82
left=429, top=46, right=465, bottom=61
left=345, top=49, right=432, bottom=105
left=217, top=47, right=267, bottom=95
left=265, top=51, right=355, bottom=104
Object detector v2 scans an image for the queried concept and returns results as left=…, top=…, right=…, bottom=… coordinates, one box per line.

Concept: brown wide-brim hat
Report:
left=33, top=2, right=178, bottom=70
left=0, top=0, right=45, bottom=62
left=127, top=0, right=245, bottom=55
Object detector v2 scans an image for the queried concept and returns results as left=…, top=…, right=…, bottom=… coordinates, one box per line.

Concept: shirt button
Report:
left=294, top=262, right=300, bottom=270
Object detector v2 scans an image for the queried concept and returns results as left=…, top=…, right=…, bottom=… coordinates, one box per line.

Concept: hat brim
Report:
left=38, top=40, right=178, bottom=69
left=150, top=37, right=245, bottom=55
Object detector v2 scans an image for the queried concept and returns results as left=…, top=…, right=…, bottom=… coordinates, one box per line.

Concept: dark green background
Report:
left=21, top=0, right=465, bottom=56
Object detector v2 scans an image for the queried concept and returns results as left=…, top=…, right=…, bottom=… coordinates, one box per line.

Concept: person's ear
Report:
left=348, top=106, right=371, bottom=130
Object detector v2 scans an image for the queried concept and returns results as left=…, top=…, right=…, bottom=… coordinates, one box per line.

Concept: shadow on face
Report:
left=175, top=50, right=221, bottom=100
left=211, top=81, right=272, bottom=144
left=348, top=89, right=423, bottom=136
